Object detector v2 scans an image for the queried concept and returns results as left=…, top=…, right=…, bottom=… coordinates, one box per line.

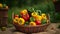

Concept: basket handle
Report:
left=47, top=14, right=50, bottom=23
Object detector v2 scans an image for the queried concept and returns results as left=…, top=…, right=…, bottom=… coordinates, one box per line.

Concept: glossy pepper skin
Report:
left=22, top=13, right=30, bottom=21
left=31, top=12, right=38, bottom=18
left=14, top=17, right=19, bottom=23
left=35, top=20, right=41, bottom=25
left=18, top=18, right=25, bottom=25
left=0, top=3, right=3, bottom=8
left=24, top=21, right=29, bottom=25
left=35, top=15, right=42, bottom=21
left=41, top=19, right=47, bottom=24
left=41, top=13, right=46, bottom=17
left=29, top=22, right=36, bottom=26
left=20, top=9, right=28, bottom=15
left=42, top=13, right=46, bottom=18
left=14, top=15, right=19, bottom=18
left=13, top=17, right=19, bottom=25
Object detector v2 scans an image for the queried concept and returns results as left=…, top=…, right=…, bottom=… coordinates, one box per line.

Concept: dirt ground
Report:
left=0, top=23, right=60, bottom=34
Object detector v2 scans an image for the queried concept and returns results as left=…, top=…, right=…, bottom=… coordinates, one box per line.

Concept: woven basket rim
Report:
left=14, top=23, right=50, bottom=27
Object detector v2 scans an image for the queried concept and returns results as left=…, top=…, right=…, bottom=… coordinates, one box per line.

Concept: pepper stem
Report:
left=32, top=8, right=35, bottom=12
left=36, top=10, right=41, bottom=15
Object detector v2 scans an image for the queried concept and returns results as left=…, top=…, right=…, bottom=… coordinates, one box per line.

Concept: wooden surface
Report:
left=0, top=23, right=60, bottom=34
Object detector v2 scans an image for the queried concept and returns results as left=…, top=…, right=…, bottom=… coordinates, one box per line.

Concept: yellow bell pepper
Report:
left=0, top=3, right=3, bottom=8
left=41, top=13, right=47, bottom=19
left=35, top=15, right=42, bottom=21
left=44, top=16, right=47, bottom=19
left=29, top=22, right=36, bottom=26
left=20, top=9, right=28, bottom=15
left=42, top=13, right=46, bottom=17
left=13, top=17, right=19, bottom=23
left=31, top=12, right=38, bottom=17
left=18, top=18, right=25, bottom=25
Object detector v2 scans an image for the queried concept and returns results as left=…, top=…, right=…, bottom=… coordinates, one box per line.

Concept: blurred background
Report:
left=0, top=0, right=60, bottom=26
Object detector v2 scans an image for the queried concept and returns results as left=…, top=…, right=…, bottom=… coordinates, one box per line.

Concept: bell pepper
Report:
left=14, top=15, right=19, bottom=18
left=18, top=18, right=25, bottom=25
left=13, top=17, right=19, bottom=23
left=41, top=13, right=47, bottom=19
left=14, top=18, right=19, bottom=24
left=20, top=9, right=28, bottom=15
left=0, top=3, right=3, bottom=8
left=22, top=13, right=30, bottom=21
left=30, top=17, right=35, bottom=22
left=41, top=13, right=46, bottom=17
left=41, top=19, right=47, bottom=24
left=41, top=13, right=46, bottom=18
left=43, top=16, right=47, bottom=19
left=35, top=15, right=42, bottom=21
left=31, top=12, right=38, bottom=18
left=29, top=22, right=36, bottom=26
left=24, top=21, right=29, bottom=25
left=35, top=20, right=41, bottom=25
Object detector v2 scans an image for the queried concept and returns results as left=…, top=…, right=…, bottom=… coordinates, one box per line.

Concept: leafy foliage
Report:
left=1, top=0, right=59, bottom=23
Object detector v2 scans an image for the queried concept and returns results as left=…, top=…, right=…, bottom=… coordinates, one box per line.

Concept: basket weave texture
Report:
left=12, top=12, right=50, bottom=33
left=13, top=23, right=50, bottom=33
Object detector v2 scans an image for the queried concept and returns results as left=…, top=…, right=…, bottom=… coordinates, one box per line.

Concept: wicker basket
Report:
left=12, top=12, right=50, bottom=34
left=13, top=23, right=50, bottom=33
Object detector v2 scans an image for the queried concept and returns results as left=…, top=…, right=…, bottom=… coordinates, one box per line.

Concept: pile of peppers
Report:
left=13, top=9, right=49, bottom=26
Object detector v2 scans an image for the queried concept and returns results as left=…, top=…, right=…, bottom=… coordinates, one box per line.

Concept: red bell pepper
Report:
left=22, top=13, right=30, bottom=21
left=35, top=20, right=41, bottom=25
left=14, top=15, right=19, bottom=18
